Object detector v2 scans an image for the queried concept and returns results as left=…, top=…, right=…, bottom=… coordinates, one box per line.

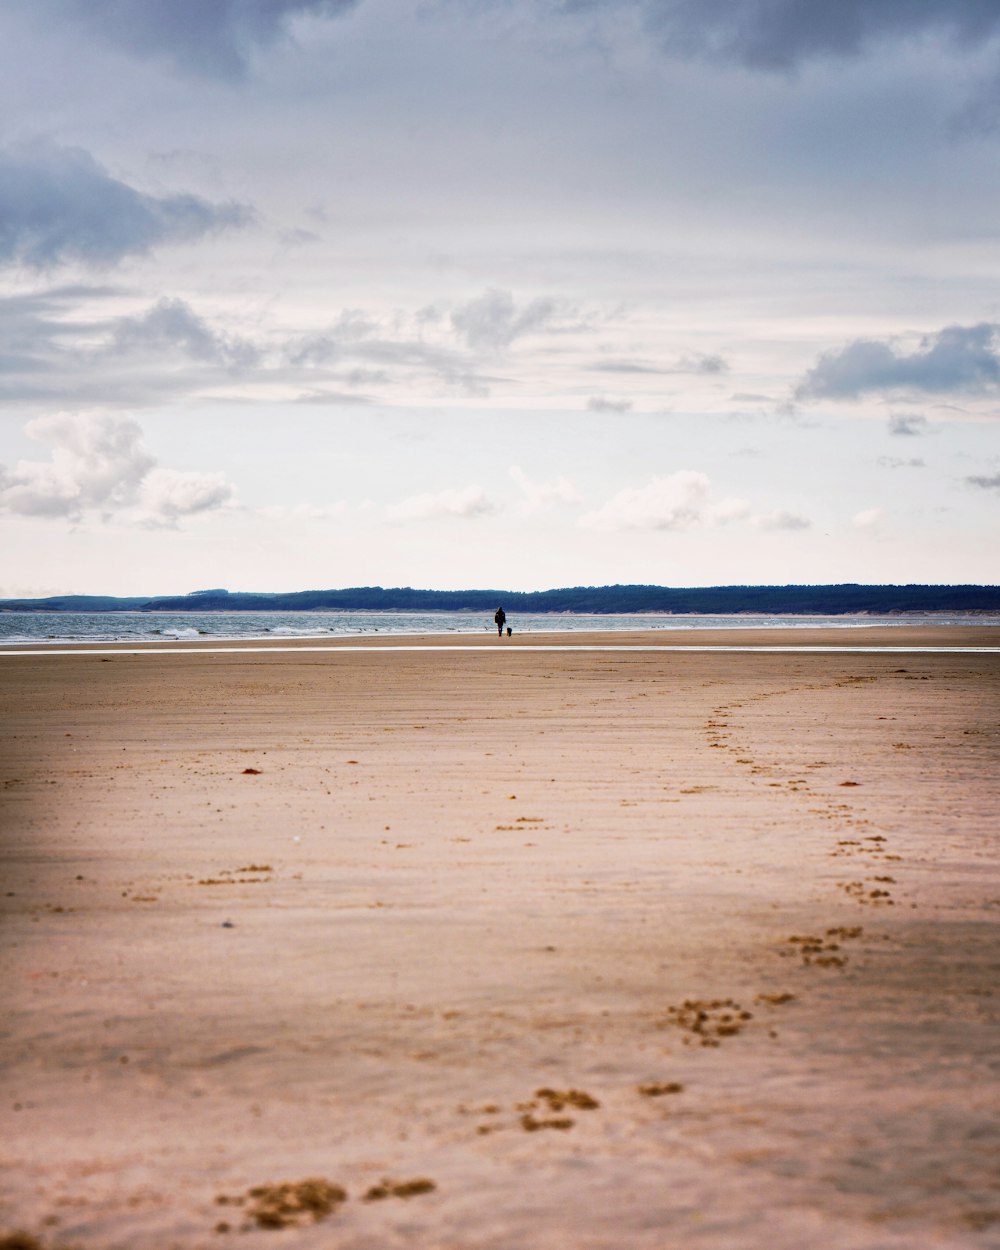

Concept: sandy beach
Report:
left=2, top=628, right=998, bottom=1249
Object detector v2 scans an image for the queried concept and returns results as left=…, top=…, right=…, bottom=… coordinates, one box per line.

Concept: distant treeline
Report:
left=2, top=584, right=999, bottom=614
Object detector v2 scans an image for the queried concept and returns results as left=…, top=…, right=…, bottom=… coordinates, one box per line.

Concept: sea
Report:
left=1, top=609, right=997, bottom=646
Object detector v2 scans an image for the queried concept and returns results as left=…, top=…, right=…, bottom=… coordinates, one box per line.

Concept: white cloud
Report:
left=138, top=468, right=236, bottom=525
left=0, top=413, right=154, bottom=518
left=259, top=501, right=349, bottom=521
left=852, top=506, right=885, bottom=530
left=580, top=470, right=749, bottom=531
left=754, top=509, right=811, bottom=531
left=0, top=412, right=235, bottom=525
left=387, top=484, right=497, bottom=523
left=509, top=465, right=581, bottom=512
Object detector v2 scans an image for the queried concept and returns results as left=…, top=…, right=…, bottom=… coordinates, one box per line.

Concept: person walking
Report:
left=494, top=605, right=506, bottom=637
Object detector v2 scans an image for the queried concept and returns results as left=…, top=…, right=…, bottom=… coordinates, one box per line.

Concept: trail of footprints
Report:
left=703, top=684, right=908, bottom=911
left=212, top=1175, right=437, bottom=1233
left=9, top=682, right=928, bottom=1247
left=5, top=981, right=822, bottom=1246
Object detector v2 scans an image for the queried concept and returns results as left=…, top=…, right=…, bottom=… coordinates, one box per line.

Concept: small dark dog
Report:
left=506, top=626, right=512, bottom=637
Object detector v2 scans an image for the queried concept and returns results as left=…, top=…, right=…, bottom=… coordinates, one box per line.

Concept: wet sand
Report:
left=1, top=629, right=999, bottom=1248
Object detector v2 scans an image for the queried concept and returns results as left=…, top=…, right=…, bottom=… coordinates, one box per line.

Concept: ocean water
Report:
left=0, top=609, right=996, bottom=645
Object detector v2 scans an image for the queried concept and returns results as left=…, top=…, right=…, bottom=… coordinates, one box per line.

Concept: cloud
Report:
left=580, top=470, right=749, bottom=531
left=852, top=506, right=885, bottom=530
left=139, top=468, right=235, bottom=522
left=587, top=395, right=633, bottom=413
left=387, top=485, right=497, bottom=523
left=110, top=298, right=260, bottom=368
left=32, top=0, right=359, bottom=79
left=509, top=465, right=582, bottom=511
left=888, top=413, right=930, bottom=436
left=0, top=287, right=269, bottom=407
left=591, top=360, right=666, bottom=376
left=676, top=353, right=729, bottom=375
left=0, top=413, right=235, bottom=524
left=260, top=501, right=349, bottom=520
left=589, top=353, right=729, bottom=378
left=286, top=312, right=492, bottom=395
left=966, top=472, right=1000, bottom=490
left=451, top=289, right=558, bottom=351
left=754, top=509, right=811, bottom=530
left=0, top=141, right=253, bottom=270
left=626, top=0, right=1000, bottom=71
left=0, top=285, right=117, bottom=390
left=796, top=323, right=1000, bottom=401
left=877, top=456, right=925, bottom=469
left=0, top=284, right=499, bottom=408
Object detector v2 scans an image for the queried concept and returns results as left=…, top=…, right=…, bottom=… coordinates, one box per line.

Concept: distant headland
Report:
left=2, top=584, right=999, bottom=614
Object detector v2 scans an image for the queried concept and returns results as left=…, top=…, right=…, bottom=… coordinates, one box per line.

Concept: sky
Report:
left=0, top=0, right=998, bottom=597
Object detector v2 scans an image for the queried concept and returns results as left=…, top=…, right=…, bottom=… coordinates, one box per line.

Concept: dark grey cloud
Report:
left=285, top=323, right=491, bottom=395
left=0, top=141, right=253, bottom=270
left=450, top=289, right=559, bottom=351
left=32, top=0, right=359, bottom=79
left=599, top=0, right=1000, bottom=71
left=110, top=299, right=261, bottom=368
left=0, top=283, right=501, bottom=408
left=966, top=471, right=1000, bottom=490
left=796, top=323, right=1000, bottom=401
left=587, top=395, right=633, bottom=413
left=888, top=413, right=930, bottom=436
left=0, top=285, right=121, bottom=399
left=0, top=287, right=261, bottom=406
left=589, top=353, right=729, bottom=376
left=676, top=352, right=728, bottom=375
left=591, top=360, right=667, bottom=375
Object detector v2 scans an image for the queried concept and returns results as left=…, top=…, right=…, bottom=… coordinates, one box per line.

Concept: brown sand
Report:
left=1, top=629, right=998, bottom=1248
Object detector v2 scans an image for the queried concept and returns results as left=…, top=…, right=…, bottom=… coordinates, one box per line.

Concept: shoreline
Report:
left=2, top=636, right=998, bottom=1247
left=1, top=622, right=999, bottom=654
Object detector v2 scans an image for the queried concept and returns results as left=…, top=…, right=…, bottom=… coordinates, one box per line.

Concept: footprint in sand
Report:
left=363, top=1178, right=436, bottom=1202
left=217, top=1178, right=347, bottom=1230
left=637, top=1081, right=684, bottom=1097
left=780, top=927, right=863, bottom=967
left=659, top=999, right=753, bottom=1046
left=468, top=1088, right=601, bottom=1136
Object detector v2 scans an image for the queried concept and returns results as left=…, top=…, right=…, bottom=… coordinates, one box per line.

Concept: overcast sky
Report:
left=1, top=0, right=998, bottom=596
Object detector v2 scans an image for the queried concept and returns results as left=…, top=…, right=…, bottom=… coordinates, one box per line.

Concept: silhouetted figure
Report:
left=494, top=606, right=506, bottom=637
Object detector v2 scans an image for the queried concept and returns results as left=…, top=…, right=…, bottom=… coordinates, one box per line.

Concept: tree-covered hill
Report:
left=2, top=584, right=998, bottom=613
